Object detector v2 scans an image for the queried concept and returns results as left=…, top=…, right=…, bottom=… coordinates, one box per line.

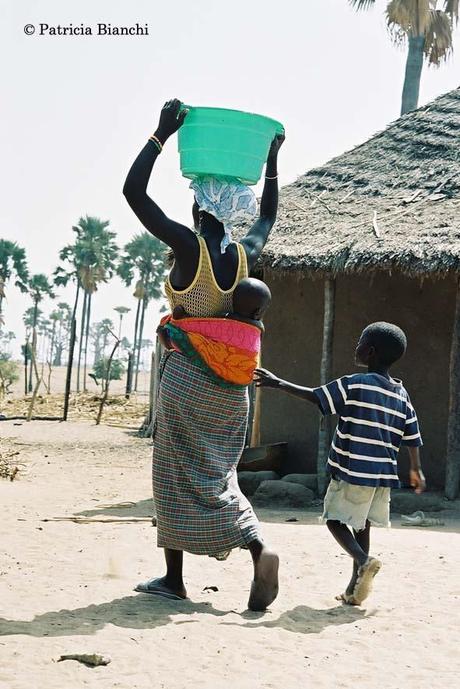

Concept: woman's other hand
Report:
left=156, top=99, right=188, bottom=144
left=254, top=367, right=281, bottom=388
left=267, top=132, right=285, bottom=161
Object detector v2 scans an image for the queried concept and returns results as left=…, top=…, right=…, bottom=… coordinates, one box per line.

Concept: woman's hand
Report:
left=155, top=99, right=188, bottom=144
left=254, top=367, right=282, bottom=388
left=267, top=132, right=285, bottom=161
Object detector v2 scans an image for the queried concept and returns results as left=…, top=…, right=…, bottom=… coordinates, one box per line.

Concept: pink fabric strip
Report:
left=172, top=317, right=260, bottom=354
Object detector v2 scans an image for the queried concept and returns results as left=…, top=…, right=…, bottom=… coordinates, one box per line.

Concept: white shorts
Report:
left=322, top=478, right=391, bottom=532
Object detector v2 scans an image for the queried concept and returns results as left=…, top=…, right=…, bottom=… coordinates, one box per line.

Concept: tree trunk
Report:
left=83, top=293, right=92, bottom=392
left=445, top=279, right=460, bottom=499
left=400, top=35, right=424, bottom=116
left=28, top=301, right=39, bottom=393
left=76, top=291, right=87, bottom=393
left=317, top=278, right=336, bottom=497
left=63, top=318, right=77, bottom=421
left=55, top=318, right=63, bottom=366
left=48, top=322, right=56, bottom=392
left=134, top=298, right=147, bottom=391
left=131, top=298, right=141, bottom=384
left=23, top=340, right=28, bottom=395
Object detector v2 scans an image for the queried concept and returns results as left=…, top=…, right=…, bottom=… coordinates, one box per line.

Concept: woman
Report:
left=123, top=99, right=284, bottom=611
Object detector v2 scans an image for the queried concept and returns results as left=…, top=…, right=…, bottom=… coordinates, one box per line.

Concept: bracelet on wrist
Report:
left=148, top=135, right=163, bottom=153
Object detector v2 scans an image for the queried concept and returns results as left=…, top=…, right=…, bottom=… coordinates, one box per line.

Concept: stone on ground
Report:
left=281, top=473, right=318, bottom=492
left=252, top=480, right=315, bottom=508
left=237, top=471, right=280, bottom=497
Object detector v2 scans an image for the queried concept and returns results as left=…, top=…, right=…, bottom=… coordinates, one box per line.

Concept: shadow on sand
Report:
left=0, top=594, right=369, bottom=639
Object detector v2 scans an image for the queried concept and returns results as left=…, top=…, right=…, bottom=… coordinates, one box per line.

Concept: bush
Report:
left=0, top=356, right=20, bottom=397
left=92, top=357, right=125, bottom=383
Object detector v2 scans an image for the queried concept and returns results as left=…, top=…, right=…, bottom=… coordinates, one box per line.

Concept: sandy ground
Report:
left=1, top=421, right=460, bottom=689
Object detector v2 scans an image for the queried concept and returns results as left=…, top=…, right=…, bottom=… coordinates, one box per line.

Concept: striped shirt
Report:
left=313, top=373, right=422, bottom=488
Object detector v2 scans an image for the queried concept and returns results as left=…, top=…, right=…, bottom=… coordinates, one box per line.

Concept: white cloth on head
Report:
left=190, top=176, right=258, bottom=253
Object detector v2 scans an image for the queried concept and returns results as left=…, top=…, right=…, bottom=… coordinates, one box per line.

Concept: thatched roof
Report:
left=264, top=87, right=460, bottom=276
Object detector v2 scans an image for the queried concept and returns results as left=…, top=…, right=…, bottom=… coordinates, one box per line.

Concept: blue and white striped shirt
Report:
left=313, top=373, right=422, bottom=488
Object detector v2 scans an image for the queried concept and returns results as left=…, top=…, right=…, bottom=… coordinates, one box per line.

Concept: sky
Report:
left=1, top=0, right=459, bottom=358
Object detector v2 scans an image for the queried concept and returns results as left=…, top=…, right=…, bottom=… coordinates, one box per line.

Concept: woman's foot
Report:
left=134, top=576, right=187, bottom=601
left=248, top=547, right=279, bottom=611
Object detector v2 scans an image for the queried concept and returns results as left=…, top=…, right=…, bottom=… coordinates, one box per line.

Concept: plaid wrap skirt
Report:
left=152, top=351, right=261, bottom=555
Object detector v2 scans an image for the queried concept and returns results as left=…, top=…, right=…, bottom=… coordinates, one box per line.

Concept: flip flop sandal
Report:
left=134, top=578, right=186, bottom=601
left=352, top=557, right=382, bottom=605
left=335, top=592, right=359, bottom=606
left=401, top=511, right=444, bottom=527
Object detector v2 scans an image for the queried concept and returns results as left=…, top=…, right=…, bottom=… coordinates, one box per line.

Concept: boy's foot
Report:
left=134, top=576, right=187, bottom=601
left=351, top=557, right=382, bottom=605
left=335, top=592, right=359, bottom=606
left=248, top=548, right=279, bottom=611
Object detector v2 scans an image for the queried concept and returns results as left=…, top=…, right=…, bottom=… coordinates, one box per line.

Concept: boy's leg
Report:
left=327, top=520, right=369, bottom=568
left=344, top=521, right=370, bottom=596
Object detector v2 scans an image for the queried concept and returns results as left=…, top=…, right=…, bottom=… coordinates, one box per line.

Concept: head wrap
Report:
left=190, top=177, right=258, bottom=253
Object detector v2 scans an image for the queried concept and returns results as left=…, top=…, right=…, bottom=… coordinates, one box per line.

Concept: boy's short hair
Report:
left=362, top=322, right=407, bottom=366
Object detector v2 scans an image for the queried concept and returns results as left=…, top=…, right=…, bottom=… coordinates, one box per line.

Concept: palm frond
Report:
left=348, top=0, right=376, bottom=9
left=443, top=0, right=459, bottom=22
left=425, top=9, right=454, bottom=64
left=387, top=0, right=435, bottom=36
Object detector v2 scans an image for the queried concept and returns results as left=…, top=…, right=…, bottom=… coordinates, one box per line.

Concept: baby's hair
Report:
left=361, top=322, right=407, bottom=366
left=233, top=278, right=272, bottom=319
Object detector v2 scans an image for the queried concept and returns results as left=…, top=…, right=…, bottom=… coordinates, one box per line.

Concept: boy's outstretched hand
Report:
left=254, top=368, right=281, bottom=388
left=410, top=468, right=426, bottom=494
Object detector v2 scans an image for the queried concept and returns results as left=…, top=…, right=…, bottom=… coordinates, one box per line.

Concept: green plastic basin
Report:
left=178, top=106, right=284, bottom=186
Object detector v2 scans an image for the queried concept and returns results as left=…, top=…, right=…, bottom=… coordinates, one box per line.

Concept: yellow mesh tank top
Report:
left=164, top=236, right=248, bottom=317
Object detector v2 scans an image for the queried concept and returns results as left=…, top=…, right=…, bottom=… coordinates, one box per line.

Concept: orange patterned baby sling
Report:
left=158, top=315, right=261, bottom=388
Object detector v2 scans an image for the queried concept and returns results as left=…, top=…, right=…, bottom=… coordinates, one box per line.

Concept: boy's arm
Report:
left=254, top=368, right=319, bottom=406
left=407, top=446, right=426, bottom=494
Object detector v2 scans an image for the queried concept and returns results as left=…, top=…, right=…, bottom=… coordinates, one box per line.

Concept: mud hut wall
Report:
left=260, top=275, right=324, bottom=475
left=261, top=272, right=454, bottom=488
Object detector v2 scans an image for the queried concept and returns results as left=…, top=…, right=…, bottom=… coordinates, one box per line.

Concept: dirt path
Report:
left=1, top=421, right=459, bottom=689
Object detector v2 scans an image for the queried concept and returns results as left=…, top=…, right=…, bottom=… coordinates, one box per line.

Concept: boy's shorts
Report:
left=322, top=478, right=390, bottom=532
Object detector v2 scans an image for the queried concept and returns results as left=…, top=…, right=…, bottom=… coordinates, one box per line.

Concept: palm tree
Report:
left=349, top=1, right=459, bottom=114
left=117, top=233, right=166, bottom=391
left=27, top=274, right=55, bottom=391
left=51, top=302, right=71, bottom=366
left=114, top=306, right=131, bottom=339
left=55, top=216, right=118, bottom=392
left=0, top=240, right=29, bottom=329
left=91, top=318, right=114, bottom=363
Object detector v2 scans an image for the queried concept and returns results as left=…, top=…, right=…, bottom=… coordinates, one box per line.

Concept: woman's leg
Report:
left=163, top=548, right=186, bottom=595
left=247, top=538, right=279, bottom=611
left=134, top=548, right=187, bottom=599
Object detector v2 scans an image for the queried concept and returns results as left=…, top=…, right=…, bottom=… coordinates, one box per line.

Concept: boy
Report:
left=254, top=321, right=425, bottom=605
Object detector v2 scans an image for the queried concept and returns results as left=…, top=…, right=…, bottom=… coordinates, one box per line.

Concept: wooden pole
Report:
left=96, top=336, right=120, bottom=425
left=125, top=352, right=133, bottom=399
left=316, top=277, right=336, bottom=497
left=445, top=278, right=460, bottom=499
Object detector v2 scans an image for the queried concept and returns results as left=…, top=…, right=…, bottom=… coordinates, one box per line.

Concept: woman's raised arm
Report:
left=241, top=133, right=285, bottom=269
left=123, top=99, right=195, bottom=252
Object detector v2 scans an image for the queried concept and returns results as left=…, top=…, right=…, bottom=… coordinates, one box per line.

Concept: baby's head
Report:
left=232, top=278, right=272, bottom=321
left=355, top=321, right=407, bottom=369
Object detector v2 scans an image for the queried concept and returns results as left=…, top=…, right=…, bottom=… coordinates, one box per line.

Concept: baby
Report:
left=171, top=277, right=271, bottom=331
